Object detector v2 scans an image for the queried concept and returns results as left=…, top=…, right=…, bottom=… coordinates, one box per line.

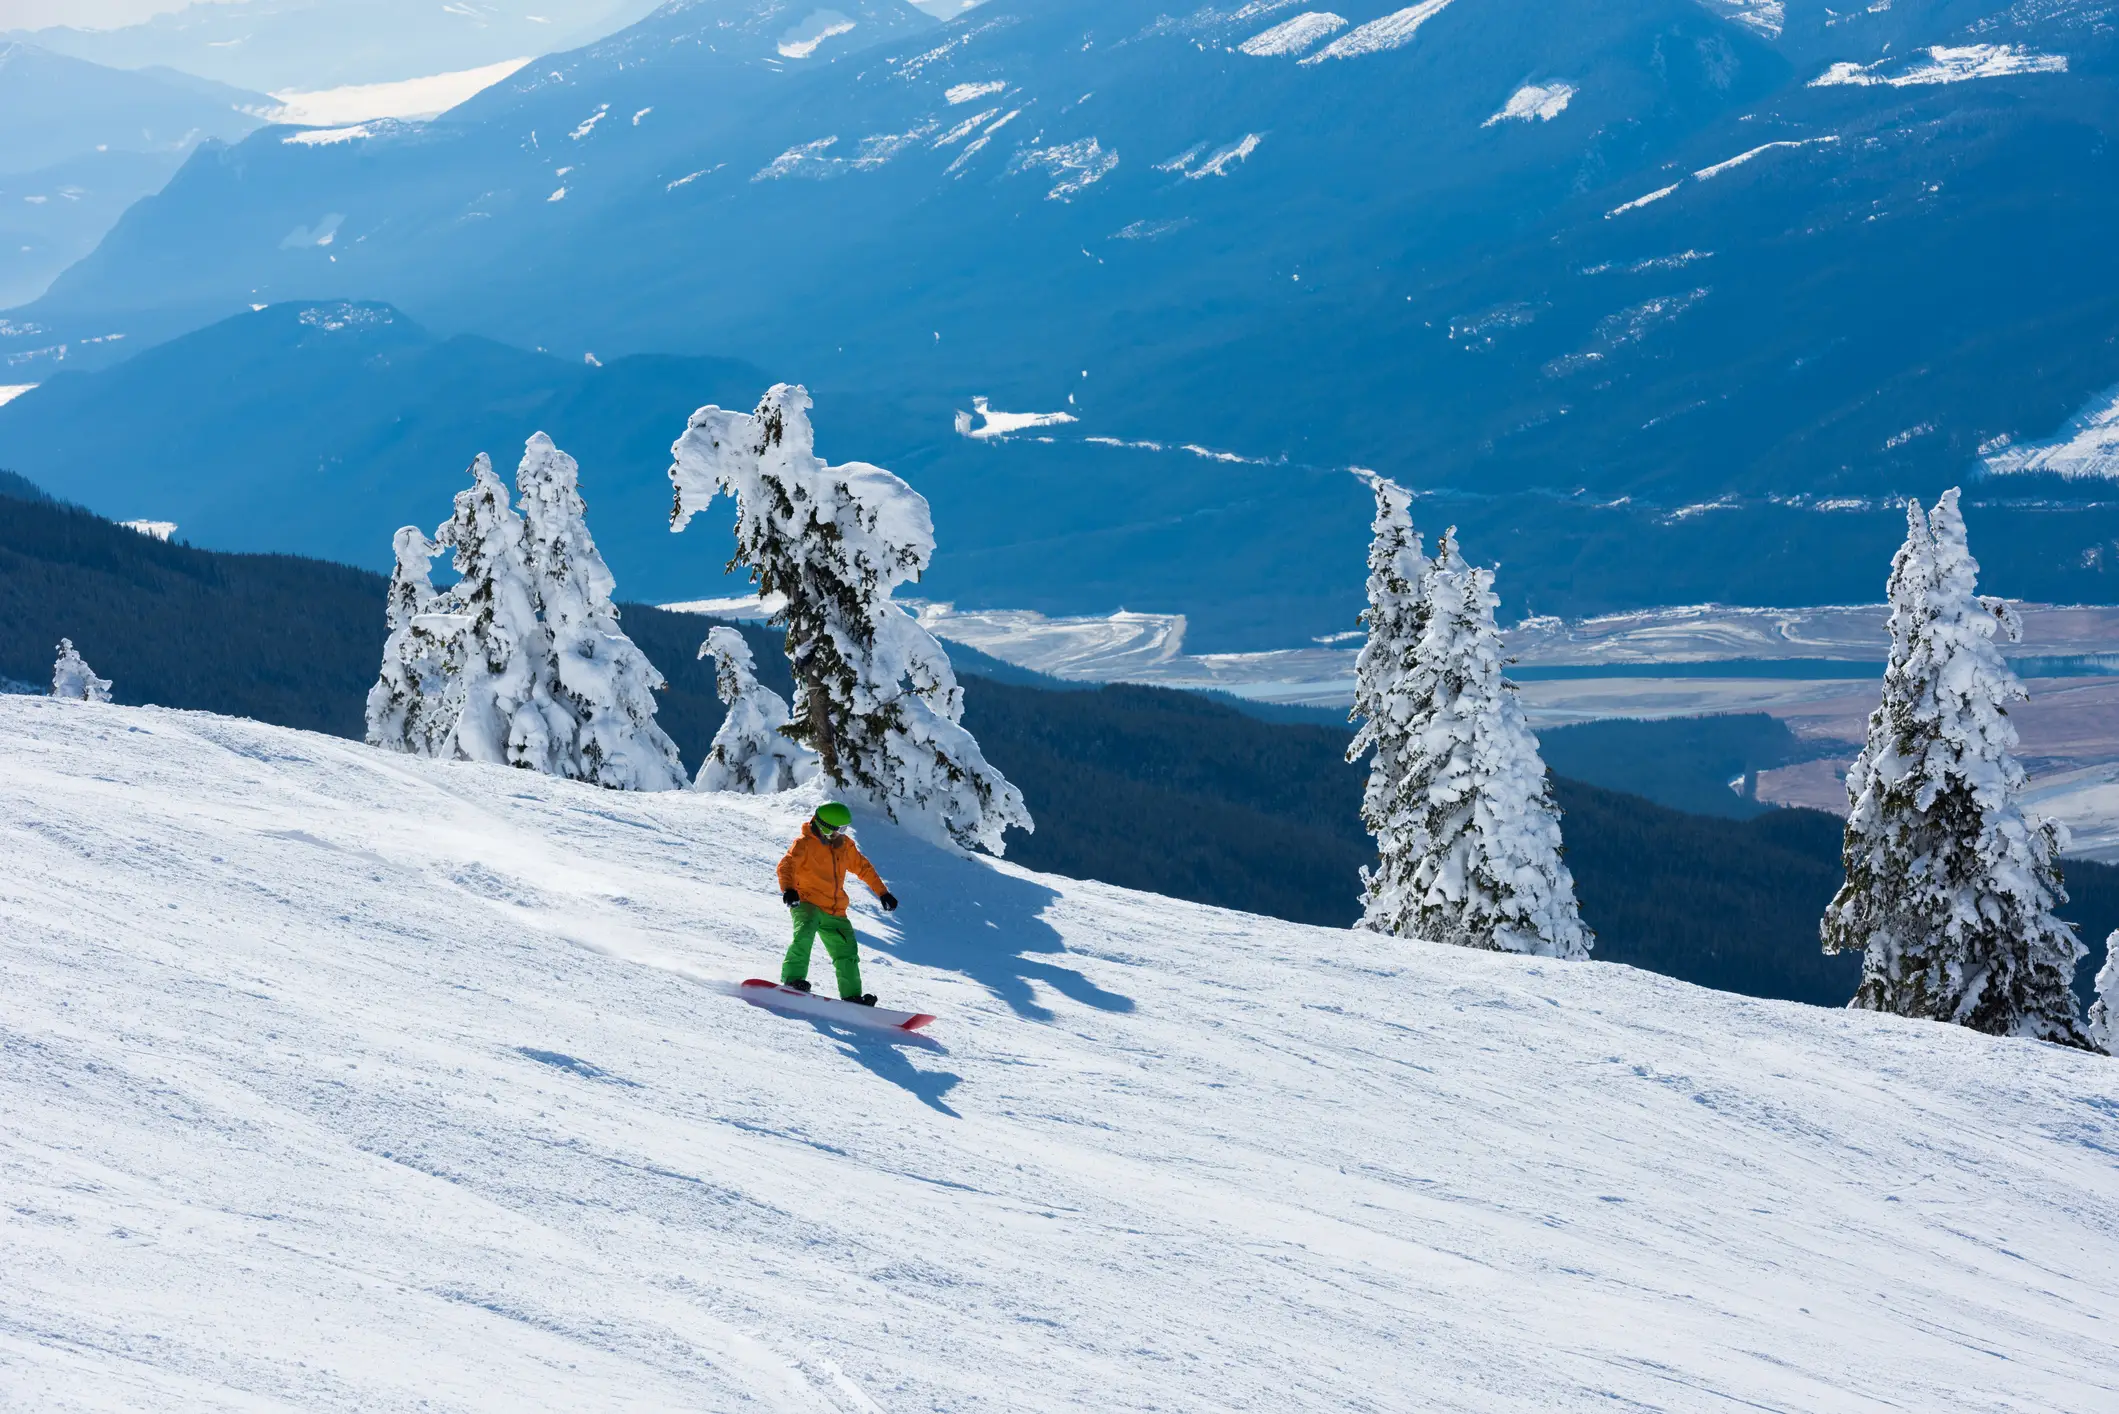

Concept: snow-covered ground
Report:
left=1756, top=674, right=2119, bottom=860
left=4, top=695, right=2118, bottom=1411
left=1985, top=383, right=2119, bottom=481
left=874, top=600, right=2119, bottom=716
left=1483, top=81, right=1574, bottom=126
left=953, top=397, right=1078, bottom=439
left=1810, top=44, right=2069, bottom=89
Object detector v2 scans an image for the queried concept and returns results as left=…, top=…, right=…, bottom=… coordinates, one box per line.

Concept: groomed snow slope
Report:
left=3, top=697, right=2116, bottom=1412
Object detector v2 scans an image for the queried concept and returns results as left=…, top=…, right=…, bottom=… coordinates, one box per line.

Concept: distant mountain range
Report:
left=4, top=0, right=2119, bottom=643
left=0, top=42, right=267, bottom=306
left=5, top=0, right=667, bottom=92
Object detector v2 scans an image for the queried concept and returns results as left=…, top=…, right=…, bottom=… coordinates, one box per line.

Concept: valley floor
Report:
left=2, top=697, right=2115, bottom=1411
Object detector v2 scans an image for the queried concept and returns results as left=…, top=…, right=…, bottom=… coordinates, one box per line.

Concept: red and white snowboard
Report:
left=739, top=979, right=936, bottom=1033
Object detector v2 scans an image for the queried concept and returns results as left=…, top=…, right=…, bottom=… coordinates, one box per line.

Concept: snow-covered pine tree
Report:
left=50, top=640, right=111, bottom=703
left=513, top=433, right=688, bottom=791
left=669, top=383, right=1032, bottom=853
left=1346, top=477, right=1434, bottom=936
left=695, top=625, right=817, bottom=794
left=1821, top=490, right=2092, bottom=1048
left=434, top=453, right=574, bottom=773
left=1383, top=532, right=1593, bottom=958
left=2090, top=935, right=2118, bottom=1056
left=365, top=526, right=453, bottom=755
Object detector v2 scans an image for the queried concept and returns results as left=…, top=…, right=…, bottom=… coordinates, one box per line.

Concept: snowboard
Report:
left=739, top=979, right=936, bottom=1033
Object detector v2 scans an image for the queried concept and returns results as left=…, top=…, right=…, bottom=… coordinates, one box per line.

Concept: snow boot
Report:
left=782, top=978, right=813, bottom=993
left=844, top=993, right=878, bottom=1007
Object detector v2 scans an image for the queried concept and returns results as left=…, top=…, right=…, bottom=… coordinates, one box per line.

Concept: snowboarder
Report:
left=778, top=802, right=897, bottom=1005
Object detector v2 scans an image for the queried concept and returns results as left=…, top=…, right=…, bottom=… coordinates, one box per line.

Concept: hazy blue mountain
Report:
left=0, top=42, right=268, bottom=306
left=8, top=0, right=667, bottom=92
left=8, top=0, right=2119, bottom=639
left=0, top=148, right=202, bottom=309
left=0, top=41, right=266, bottom=175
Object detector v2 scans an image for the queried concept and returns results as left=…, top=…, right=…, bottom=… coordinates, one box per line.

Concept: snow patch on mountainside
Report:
left=1111, top=217, right=1192, bottom=239
left=758, top=131, right=935, bottom=181
left=945, top=108, right=1020, bottom=174
left=946, top=80, right=1006, bottom=103
left=1299, top=0, right=1453, bottom=63
left=1583, top=250, right=1714, bottom=275
left=570, top=104, right=610, bottom=141
left=1484, top=81, right=1575, bottom=125
left=0, top=383, right=35, bottom=407
left=1545, top=288, right=1712, bottom=377
left=1186, top=133, right=1262, bottom=178
left=1692, top=0, right=1786, bottom=38
left=898, top=17, right=1013, bottom=81
left=955, top=397, right=1079, bottom=438
left=296, top=303, right=393, bottom=333
left=281, top=124, right=381, bottom=147
left=279, top=212, right=345, bottom=248
left=5, top=697, right=2114, bottom=1410
left=1985, top=383, right=2119, bottom=479
left=778, top=10, right=858, bottom=59
left=933, top=108, right=997, bottom=145
left=1238, top=11, right=1347, bottom=55
left=1156, top=142, right=1206, bottom=172
left=1693, top=134, right=1838, bottom=180
left=1010, top=138, right=1118, bottom=200
left=1812, top=43, right=2068, bottom=86
left=1605, top=181, right=1680, bottom=217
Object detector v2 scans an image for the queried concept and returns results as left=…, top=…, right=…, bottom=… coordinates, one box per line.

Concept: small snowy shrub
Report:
left=514, top=434, right=687, bottom=791
left=670, top=383, right=1031, bottom=853
left=50, top=639, right=111, bottom=703
left=365, top=527, right=453, bottom=755
left=1821, top=490, right=2091, bottom=1048
left=695, top=626, right=816, bottom=793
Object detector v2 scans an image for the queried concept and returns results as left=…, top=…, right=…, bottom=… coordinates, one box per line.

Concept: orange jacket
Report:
left=777, top=821, right=887, bottom=916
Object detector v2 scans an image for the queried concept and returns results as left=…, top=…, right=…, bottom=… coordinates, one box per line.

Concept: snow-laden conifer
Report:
left=435, top=453, right=574, bottom=774
left=2090, top=936, right=2119, bottom=1056
left=669, top=383, right=1031, bottom=853
left=50, top=640, right=111, bottom=703
left=365, top=526, right=453, bottom=755
left=513, top=434, right=687, bottom=791
left=1821, top=490, right=2092, bottom=1048
left=695, top=625, right=817, bottom=794
left=1347, top=477, right=1434, bottom=936
left=1379, top=533, right=1592, bottom=958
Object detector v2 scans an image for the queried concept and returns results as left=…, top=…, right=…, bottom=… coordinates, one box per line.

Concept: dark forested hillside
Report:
left=4, top=478, right=2110, bottom=1010
left=0, top=490, right=388, bottom=735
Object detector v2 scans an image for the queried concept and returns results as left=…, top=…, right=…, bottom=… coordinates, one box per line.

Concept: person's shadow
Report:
left=795, top=1018, right=963, bottom=1117
left=851, top=824, right=1135, bottom=1024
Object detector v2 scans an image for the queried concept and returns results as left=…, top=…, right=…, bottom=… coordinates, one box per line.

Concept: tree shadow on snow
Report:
left=796, top=1019, right=963, bottom=1117
left=854, top=826, right=1134, bottom=1023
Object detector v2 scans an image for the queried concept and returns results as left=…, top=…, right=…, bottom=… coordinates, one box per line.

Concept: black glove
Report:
left=879, top=891, right=898, bottom=912
left=782, top=888, right=801, bottom=907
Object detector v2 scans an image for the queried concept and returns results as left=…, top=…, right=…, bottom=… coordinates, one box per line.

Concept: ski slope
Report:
left=2, top=696, right=2115, bottom=1412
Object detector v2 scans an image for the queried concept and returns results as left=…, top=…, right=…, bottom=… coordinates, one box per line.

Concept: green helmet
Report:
left=815, top=801, right=853, bottom=830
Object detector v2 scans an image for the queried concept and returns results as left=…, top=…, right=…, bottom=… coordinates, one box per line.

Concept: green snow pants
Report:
left=783, top=903, right=863, bottom=999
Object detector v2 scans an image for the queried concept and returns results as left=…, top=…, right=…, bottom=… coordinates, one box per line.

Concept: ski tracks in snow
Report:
left=2, top=697, right=2117, bottom=1410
